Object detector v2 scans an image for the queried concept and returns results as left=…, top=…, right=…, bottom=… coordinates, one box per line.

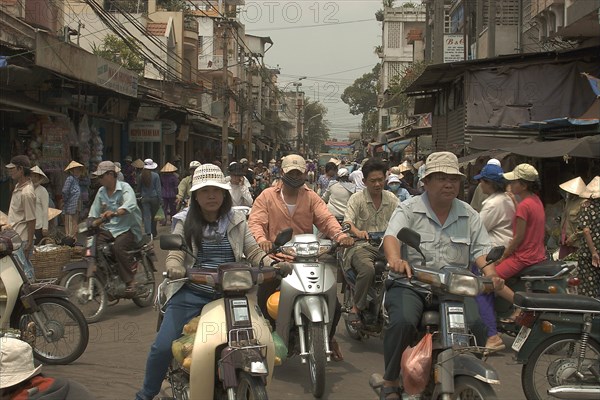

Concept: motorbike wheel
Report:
left=11, top=297, right=89, bottom=365
left=521, top=333, right=600, bottom=400
left=61, top=270, right=107, bottom=323
left=343, top=288, right=363, bottom=341
left=307, top=321, right=327, bottom=398
left=235, top=371, right=268, bottom=400
left=451, top=376, right=498, bottom=399
left=132, top=258, right=156, bottom=308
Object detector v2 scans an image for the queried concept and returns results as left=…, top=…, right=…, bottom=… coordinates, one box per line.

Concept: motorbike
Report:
left=370, top=227, right=503, bottom=399
left=340, top=231, right=387, bottom=340
left=510, top=291, right=600, bottom=400
left=270, top=228, right=342, bottom=398
left=0, top=229, right=89, bottom=365
left=60, top=216, right=157, bottom=323
left=157, top=231, right=289, bottom=400
left=496, top=259, right=579, bottom=335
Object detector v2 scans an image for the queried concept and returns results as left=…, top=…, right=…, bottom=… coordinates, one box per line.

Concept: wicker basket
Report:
left=71, top=245, right=85, bottom=260
left=31, top=238, right=72, bottom=280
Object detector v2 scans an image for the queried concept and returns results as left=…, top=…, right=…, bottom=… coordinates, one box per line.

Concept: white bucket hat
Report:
left=190, top=164, right=231, bottom=192
left=0, top=337, right=42, bottom=389
left=143, top=158, right=158, bottom=170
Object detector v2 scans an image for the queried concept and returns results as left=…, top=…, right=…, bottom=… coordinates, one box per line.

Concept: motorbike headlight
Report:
left=281, top=242, right=320, bottom=257
left=447, top=274, right=481, bottom=297
left=221, top=270, right=253, bottom=292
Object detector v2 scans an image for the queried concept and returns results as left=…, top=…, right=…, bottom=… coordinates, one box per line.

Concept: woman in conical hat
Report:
left=558, top=176, right=587, bottom=259
left=576, top=176, right=600, bottom=297
left=30, top=166, right=50, bottom=243
left=62, top=161, right=84, bottom=238
left=160, top=163, right=179, bottom=225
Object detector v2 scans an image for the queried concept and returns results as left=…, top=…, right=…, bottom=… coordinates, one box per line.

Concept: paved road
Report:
left=44, top=226, right=527, bottom=399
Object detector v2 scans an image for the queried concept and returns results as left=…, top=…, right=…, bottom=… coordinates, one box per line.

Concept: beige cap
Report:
left=64, top=161, right=84, bottom=171
left=132, top=159, right=145, bottom=169
left=582, top=176, right=600, bottom=199
left=282, top=155, right=307, bottom=173
left=30, top=166, right=49, bottom=184
left=93, top=161, right=118, bottom=176
left=160, top=162, right=178, bottom=173
left=503, top=163, right=538, bottom=182
left=48, top=207, right=62, bottom=221
left=422, top=152, right=464, bottom=179
left=559, top=177, right=586, bottom=196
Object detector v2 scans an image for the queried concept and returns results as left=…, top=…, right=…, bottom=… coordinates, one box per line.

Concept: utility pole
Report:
left=246, top=65, right=253, bottom=163
left=221, top=23, right=230, bottom=167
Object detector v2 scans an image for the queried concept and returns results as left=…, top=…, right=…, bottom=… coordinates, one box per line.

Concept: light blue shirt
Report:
left=89, top=180, right=143, bottom=242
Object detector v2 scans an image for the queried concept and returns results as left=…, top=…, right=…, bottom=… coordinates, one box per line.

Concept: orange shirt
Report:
left=249, top=182, right=344, bottom=243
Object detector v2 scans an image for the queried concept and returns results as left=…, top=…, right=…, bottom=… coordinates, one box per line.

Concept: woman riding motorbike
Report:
left=135, top=164, right=276, bottom=400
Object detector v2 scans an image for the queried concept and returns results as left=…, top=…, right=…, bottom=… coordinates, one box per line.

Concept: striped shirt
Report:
left=187, top=234, right=235, bottom=295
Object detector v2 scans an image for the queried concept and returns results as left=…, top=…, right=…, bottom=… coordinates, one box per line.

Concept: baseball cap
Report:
left=503, top=163, right=538, bottom=182
left=281, top=155, right=307, bottom=173
left=474, top=164, right=504, bottom=183
left=337, top=168, right=349, bottom=178
left=6, top=155, right=31, bottom=169
left=190, top=164, right=231, bottom=192
left=487, top=158, right=501, bottom=166
left=0, top=337, right=42, bottom=389
left=92, top=161, right=117, bottom=176
left=422, top=152, right=464, bottom=179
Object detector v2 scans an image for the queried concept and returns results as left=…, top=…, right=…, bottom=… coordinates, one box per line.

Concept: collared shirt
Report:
left=34, top=185, right=50, bottom=230
left=480, top=192, right=515, bottom=247
left=345, top=189, right=398, bottom=233
left=349, top=169, right=365, bottom=191
left=248, top=182, right=343, bottom=243
left=177, top=175, right=192, bottom=200
left=8, top=179, right=36, bottom=241
left=89, top=180, right=143, bottom=241
left=384, top=192, right=491, bottom=289
left=62, top=175, right=80, bottom=215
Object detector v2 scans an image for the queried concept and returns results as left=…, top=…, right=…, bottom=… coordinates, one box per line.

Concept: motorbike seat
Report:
left=514, top=292, right=600, bottom=313
left=513, top=259, right=569, bottom=278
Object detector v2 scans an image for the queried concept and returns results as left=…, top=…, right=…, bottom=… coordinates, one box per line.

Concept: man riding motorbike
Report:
left=381, top=152, right=505, bottom=400
left=322, top=168, right=356, bottom=220
left=89, top=161, right=144, bottom=296
left=226, top=162, right=254, bottom=207
left=343, top=159, right=398, bottom=328
left=248, top=154, right=354, bottom=361
left=175, top=161, right=201, bottom=209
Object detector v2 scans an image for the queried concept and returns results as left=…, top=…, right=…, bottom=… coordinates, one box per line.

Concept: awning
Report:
left=468, top=136, right=534, bottom=151
left=502, top=135, right=600, bottom=159
left=0, top=93, right=66, bottom=117
left=458, top=151, right=511, bottom=167
left=387, top=138, right=412, bottom=153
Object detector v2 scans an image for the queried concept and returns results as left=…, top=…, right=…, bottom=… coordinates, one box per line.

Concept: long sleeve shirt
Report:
left=62, top=175, right=80, bottom=215
left=160, top=173, right=179, bottom=199
left=89, top=181, right=143, bottom=242
left=34, top=185, right=50, bottom=230
left=137, top=172, right=162, bottom=199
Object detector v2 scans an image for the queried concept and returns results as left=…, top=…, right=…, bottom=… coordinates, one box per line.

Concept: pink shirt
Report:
left=249, top=182, right=343, bottom=244
left=513, top=194, right=546, bottom=265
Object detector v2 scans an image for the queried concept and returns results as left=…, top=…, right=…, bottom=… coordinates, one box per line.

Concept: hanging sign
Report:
left=160, top=119, right=177, bottom=135
left=129, top=121, right=162, bottom=142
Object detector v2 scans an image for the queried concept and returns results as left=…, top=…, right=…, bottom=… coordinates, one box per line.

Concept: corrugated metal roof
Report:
left=147, top=22, right=167, bottom=36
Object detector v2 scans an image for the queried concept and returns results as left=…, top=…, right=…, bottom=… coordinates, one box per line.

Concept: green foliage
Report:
left=341, top=64, right=381, bottom=138
left=157, top=0, right=190, bottom=11
left=304, top=99, right=330, bottom=155
left=383, top=0, right=395, bottom=8
left=385, top=61, right=429, bottom=123
left=92, top=34, right=144, bottom=74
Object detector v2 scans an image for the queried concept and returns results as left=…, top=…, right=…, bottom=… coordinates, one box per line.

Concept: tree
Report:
left=341, top=63, right=381, bottom=138
left=385, top=61, right=429, bottom=124
left=92, top=34, right=144, bottom=74
left=304, top=99, right=330, bottom=156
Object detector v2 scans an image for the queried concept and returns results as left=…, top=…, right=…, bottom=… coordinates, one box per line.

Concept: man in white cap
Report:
left=349, top=158, right=368, bottom=191
left=176, top=161, right=201, bottom=209
left=470, top=158, right=501, bottom=212
left=0, top=337, right=93, bottom=398
left=380, top=151, right=505, bottom=399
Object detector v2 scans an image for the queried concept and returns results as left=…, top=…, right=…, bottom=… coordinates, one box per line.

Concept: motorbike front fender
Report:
left=61, top=259, right=88, bottom=274
left=453, top=353, right=500, bottom=384
left=294, top=296, right=329, bottom=325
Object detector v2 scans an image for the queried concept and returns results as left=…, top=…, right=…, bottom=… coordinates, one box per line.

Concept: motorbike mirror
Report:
left=397, top=228, right=421, bottom=250
left=274, top=228, right=293, bottom=248
left=160, top=234, right=185, bottom=251
left=486, top=246, right=505, bottom=263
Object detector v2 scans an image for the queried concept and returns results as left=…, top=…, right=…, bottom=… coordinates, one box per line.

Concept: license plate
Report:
left=511, top=326, right=531, bottom=351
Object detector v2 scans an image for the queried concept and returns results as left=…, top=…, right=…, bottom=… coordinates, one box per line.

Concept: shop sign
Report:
left=97, top=61, right=138, bottom=98
left=160, top=119, right=177, bottom=135
left=443, top=35, right=465, bottom=63
left=129, top=121, right=162, bottom=142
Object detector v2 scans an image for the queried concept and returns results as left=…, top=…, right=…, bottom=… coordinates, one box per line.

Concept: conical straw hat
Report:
left=582, top=176, right=600, bottom=199
left=64, top=161, right=84, bottom=171
left=160, top=162, right=178, bottom=173
left=559, top=177, right=586, bottom=196
left=132, top=159, right=145, bottom=168
left=398, top=160, right=412, bottom=173
left=30, top=166, right=49, bottom=184
left=48, top=208, right=62, bottom=221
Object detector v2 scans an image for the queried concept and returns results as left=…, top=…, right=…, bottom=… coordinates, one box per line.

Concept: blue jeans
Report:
left=136, top=286, right=213, bottom=400
left=141, top=197, right=160, bottom=236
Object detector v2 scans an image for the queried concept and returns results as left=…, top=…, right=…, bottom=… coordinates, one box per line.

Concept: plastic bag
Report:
left=401, top=332, right=433, bottom=395
left=154, top=206, right=165, bottom=222
left=272, top=331, right=288, bottom=365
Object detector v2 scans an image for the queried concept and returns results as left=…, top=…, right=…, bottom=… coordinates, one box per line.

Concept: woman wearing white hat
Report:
left=62, top=161, right=84, bottom=238
left=576, top=176, right=600, bottom=297
left=137, top=158, right=162, bottom=237
left=558, top=176, right=587, bottom=259
left=30, top=166, right=50, bottom=244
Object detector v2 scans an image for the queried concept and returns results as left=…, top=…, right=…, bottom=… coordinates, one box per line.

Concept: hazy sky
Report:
left=242, top=0, right=388, bottom=139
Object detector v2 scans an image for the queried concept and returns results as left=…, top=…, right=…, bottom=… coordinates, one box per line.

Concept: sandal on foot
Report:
left=380, top=386, right=401, bottom=400
left=348, top=311, right=363, bottom=329
left=329, top=339, right=344, bottom=362
left=485, top=335, right=506, bottom=352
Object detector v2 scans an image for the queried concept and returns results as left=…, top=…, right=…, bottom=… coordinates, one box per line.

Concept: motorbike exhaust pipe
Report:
left=548, top=385, right=600, bottom=399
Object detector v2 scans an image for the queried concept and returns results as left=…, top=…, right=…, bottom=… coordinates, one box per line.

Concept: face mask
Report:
left=282, top=174, right=305, bottom=189
left=388, top=184, right=401, bottom=192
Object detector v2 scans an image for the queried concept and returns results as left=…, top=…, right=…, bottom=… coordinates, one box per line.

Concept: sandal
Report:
left=348, top=311, right=363, bottom=329
left=329, top=338, right=344, bottom=362
left=379, top=385, right=401, bottom=400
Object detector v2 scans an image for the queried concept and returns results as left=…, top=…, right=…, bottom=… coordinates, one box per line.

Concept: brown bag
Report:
left=401, top=332, right=433, bottom=395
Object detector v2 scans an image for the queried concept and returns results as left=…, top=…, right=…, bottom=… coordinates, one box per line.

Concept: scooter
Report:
left=157, top=231, right=290, bottom=400
left=60, top=217, right=157, bottom=323
left=340, top=232, right=387, bottom=340
left=371, top=228, right=503, bottom=399
left=270, top=229, right=341, bottom=398
left=511, top=291, right=600, bottom=400
left=0, top=229, right=89, bottom=365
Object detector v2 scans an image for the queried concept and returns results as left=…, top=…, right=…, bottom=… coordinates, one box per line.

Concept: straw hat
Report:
left=582, top=176, right=600, bottom=199
left=64, top=161, right=84, bottom=171
left=48, top=208, right=62, bottom=221
left=398, top=160, right=412, bottom=173
left=190, top=164, right=231, bottom=192
left=161, top=162, right=178, bottom=173
left=30, top=166, right=49, bottom=184
left=132, top=159, right=145, bottom=168
left=0, top=337, right=42, bottom=389
left=559, top=177, right=587, bottom=196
